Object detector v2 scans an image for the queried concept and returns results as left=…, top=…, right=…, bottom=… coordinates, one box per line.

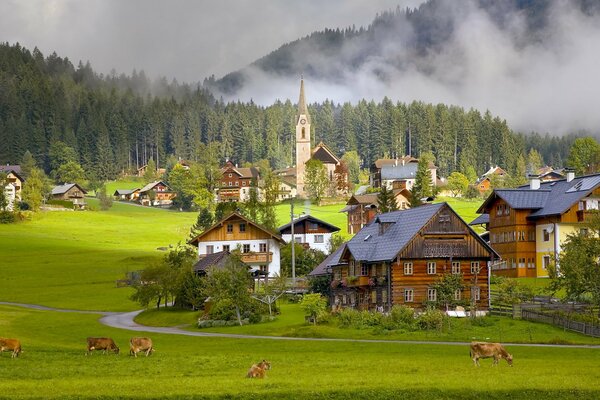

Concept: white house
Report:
left=278, top=214, right=341, bottom=254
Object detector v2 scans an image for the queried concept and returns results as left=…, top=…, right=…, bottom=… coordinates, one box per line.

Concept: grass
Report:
left=274, top=199, right=350, bottom=237
left=435, top=196, right=484, bottom=226
left=2, top=304, right=600, bottom=399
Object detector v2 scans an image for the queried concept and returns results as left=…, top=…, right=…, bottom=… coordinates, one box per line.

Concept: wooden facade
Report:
left=217, top=162, right=259, bottom=203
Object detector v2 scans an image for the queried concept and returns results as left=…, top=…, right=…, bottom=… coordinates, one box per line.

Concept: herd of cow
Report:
left=1, top=337, right=513, bottom=375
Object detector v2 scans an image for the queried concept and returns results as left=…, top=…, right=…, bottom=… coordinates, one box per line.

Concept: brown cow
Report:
left=86, top=337, right=119, bottom=355
left=129, top=337, right=154, bottom=357
left=0, top=338, right=21, bottom=358
left=470, top=342, right=513, bottom=366
left=246, top=360, right=271, bottom=378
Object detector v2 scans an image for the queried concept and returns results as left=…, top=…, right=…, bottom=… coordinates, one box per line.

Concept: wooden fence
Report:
left=521, top=309, right=600, bottom=338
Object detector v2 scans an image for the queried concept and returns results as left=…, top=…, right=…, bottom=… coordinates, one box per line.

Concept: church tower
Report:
left=295, top=78, right=311, bottom=197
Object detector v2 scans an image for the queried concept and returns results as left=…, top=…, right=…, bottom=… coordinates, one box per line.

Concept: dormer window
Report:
left=379, top=222, right=393, bottom=235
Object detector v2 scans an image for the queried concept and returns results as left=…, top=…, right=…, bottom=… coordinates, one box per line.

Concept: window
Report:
left=242, top=181, right=246, bottom=186
left=518, top=258, right=525, bottom=268
left=543, top=229, right=550, bottom=242
left=361, top=264, right=368, bottom=276
left=452, top=261, right=461, bottom=274
left=472, top=286, right=481, bottom=301
left=226, top=224, right=233, bottom=233
left=427, top=288, right=437, bottom=302
left=527, top=258, right=535, bottom=269
left=223, top=245, right=230, bottom=252
left=334, top=269, right=341, bottom=280
left=259, top=265, right=268, bottom=273
left=309, top=222, right=319, bottom=231
left=427, top=261, right=436, bottom=275
left=470, top=261, right=480, bottom=274
left=301, top=127, right=306, bottom=139
left=239, top=223, right=246, bottom=232
left=404, top=289, right=414, bottom=303
left=228, top=173, right=232, bottom=178
left=235, top=181, right=239, bottom=186
left=314, top=235, right=324, bottom=243
left=542, top=255, right=551, bottom=270
left=222, top=181, right=226, bottom=186
left=228, top=182, right=232, bottom=186
left=259, top=243, right=267, bottom=252
left=295, top=236, right=303, bottom=243
left=206, top=245, right=214, bottom=254
left=243, top=244, right=250, bottom=253
left=349, top=260, right=356, bottom=276
left=454, top=289, right=462, bottom=301
left=504, top=205, right=510, bottom=215
left=403, top=262, right=413, bottom=275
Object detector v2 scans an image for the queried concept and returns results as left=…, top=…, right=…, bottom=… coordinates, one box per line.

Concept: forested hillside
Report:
left=0, top=42, right=581, bottom=181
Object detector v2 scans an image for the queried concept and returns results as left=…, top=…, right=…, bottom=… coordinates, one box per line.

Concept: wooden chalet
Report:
left=51, top=183, right=87, bottom=209
left=217, top=161, right=261, bottom=203
left=474, top=171, right=600, bottom=278
left=138, top=181, right=175, bottom=206
left=476, top=166, right=507, bottom=195
left=113, top=188, right=140, bottom=201
left=189, top=212, right=285, bottom=277
left=0, top=165, right=24, bottom=210
left=341, top=189, right=411, bottom=235
left=315, top=203, right=497, bottom=312
left=278, top=214, right=340, bottom=253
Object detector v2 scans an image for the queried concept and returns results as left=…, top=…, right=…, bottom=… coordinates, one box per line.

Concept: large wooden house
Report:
left=341, top=189, right=411, bottom=235
left=217, top=161, right=261, bottom=203
left=138, top=181, right=175, bottom=206
left=278, top=215, right=340, bottom=253
left=370, top=157, right=437, bottom=190
left=51, top=183, right=87, bottom=209
left=476, top=166, right=507, bottom=195
left=312, top=203, right=497, bottom=312
left=189, top=212, right=285, bottom=277
left=0, top=165, right=24, bottom=211
left=474, top=171, right=600, bottom=278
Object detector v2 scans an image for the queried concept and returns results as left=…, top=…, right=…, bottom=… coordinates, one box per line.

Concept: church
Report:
left=293, top=78, right=347, bottom=198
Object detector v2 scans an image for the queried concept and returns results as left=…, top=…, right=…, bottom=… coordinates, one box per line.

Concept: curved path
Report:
left=2, top=301, right=600, bottom=349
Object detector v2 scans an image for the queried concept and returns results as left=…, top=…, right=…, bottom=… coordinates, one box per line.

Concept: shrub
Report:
left=0, top=211, right=16, bottom=224
left=417, top=308, right=447, bottom=331
left=208, top=299, right=236, bottom=321
left=388, top=305, right=416, bottom=326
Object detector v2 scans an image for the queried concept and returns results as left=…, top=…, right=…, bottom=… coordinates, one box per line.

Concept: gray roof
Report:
left=345, top=203, right=444, bottom=262
left=494, top=189, right=550, bottom=209
left=308, top=244, right=347, bottom=276
left=0, top=165, right=21, bottom=174
left=380, top=163, right=417, bottom=181
left=278, top=214, right=340, bottom=234
left=114, top=189, right=138, bottom=196
left=51, top=183, right=86, bottom=195
left=469, top=213, right=489, bottom=226
left=139, top=181, right=169, bottom=194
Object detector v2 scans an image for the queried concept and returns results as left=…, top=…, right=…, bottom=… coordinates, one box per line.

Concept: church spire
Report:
left=297, top=77, right=310, bottom=123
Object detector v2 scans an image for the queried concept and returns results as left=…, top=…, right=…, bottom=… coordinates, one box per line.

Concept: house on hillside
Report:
left=473, top=170, right=600, bottom=278
left=138, top=181, right=175, bottom=206
left=278, top=215, right=340, bottom=253
left=51, top=183, right=87, bottom=209
left=113, top=188, right=140, bottom=201
left=537, top=167, right=564, bottom=182
left=189, top=212, right=285, bottom=277
left=476, top=166, right=507, bottom=195
left=341, top=189, right=411, bottom=235
left=217, top=161, right=261, bottom=203
left=370, top=157, right=437, bottom=190
left=311, top=203, right=497, bottom=312
left=0, top=165, right=25, bottom=211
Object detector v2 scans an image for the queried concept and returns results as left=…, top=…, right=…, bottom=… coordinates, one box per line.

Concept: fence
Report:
left=521, top=309, right=600, bottom=337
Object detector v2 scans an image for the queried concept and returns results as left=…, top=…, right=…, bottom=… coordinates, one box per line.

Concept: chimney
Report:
left=529, top=174, right=540, bottom=190
left=565, top=169, right=575, bottom=182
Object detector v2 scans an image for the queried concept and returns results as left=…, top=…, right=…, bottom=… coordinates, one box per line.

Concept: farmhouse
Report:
left=0, top=165, right=24, bottom=210
left=216, top=161, right=261, bottom=203
left=113, top=188, right=140, bottom=201
left=473, top=171, right=600, bottom=278
left=341, top=189, right=411, bottom=235
left=278, top=215, right=340, bottom=253
left=312, top=203, right=497, bottom=312
left=189, top=212, right=285, bottom=277
left=370, top=157, right=437, bottom=190
left=138, top=181, right=175, bottom=206
left=51, top=183, right=87, bottom=209
left=475, top=166, right=507, bottom=195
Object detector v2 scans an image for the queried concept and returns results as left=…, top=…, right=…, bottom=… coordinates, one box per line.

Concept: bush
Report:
left=388, top=305, right=416, bottom=326
left=207, top=299, right=236, bottom=321
left=417, top=308, right=447, bottom=331
left=0, top=211, right=16, bottom=224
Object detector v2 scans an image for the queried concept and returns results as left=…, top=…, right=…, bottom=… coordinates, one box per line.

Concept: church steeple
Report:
left=295, top=77, right=312, bottom=198
left=297, top=77, right=310, bottom=124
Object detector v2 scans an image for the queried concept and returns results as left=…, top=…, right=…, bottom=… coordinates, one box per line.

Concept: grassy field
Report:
left=2, top=304, right=600, bottom=399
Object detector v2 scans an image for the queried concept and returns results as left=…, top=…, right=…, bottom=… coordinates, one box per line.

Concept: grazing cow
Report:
left=86, top=337, right=119, bottom=355
left=246, top=360, right=271, bottom=378
left=129, top=337, right=154, bottom=357
left=0, top=338, right=21, bottom=358
left=470, top=342, right=513, bottom=366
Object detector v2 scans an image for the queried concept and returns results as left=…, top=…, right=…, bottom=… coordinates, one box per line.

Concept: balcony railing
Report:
left=347, top=276, right=370, bottom=287
left=241, top=252, right=272, bottom=264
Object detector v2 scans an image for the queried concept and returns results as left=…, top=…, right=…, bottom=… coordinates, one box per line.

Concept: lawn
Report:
left=2, top=304, right=600, bottom=399
left=274, top=199, right=349, bottom=237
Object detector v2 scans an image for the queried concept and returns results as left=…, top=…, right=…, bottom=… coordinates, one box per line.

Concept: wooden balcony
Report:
left=347, top=276, right=370, bottom=287
left=241, top=252, right=273, bottom=264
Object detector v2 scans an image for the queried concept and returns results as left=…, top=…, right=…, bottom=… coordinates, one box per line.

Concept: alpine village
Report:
left=1, top=1, right=600, bottom=399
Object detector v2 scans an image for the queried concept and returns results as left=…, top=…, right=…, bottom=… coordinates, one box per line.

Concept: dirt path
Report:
left=2, top=301, right=600, bottom=349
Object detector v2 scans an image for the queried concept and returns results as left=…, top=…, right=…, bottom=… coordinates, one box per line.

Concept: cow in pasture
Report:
left=86, top=337, right=119, bottom=355
left=246, top=360, right=271, bottom=378
left=470, top=342, right=513, bottom=366
left=129, top=337, right=154, bottom=357
left=0, top=338, right=21, bottom=358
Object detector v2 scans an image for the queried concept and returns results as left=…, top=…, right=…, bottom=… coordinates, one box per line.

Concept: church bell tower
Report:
left=295, top=78, right=311, bottom=197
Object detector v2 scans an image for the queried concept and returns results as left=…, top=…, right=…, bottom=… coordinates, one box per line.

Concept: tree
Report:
left=333, top=161, right=350, bottom=195
left=189, top=207, right=214, bottom=240
left=20, top=150, right=36, bottom=179
left=55, top=160, right=86, bottom=184
left=244, top=178, right=260, bottom=222
left=260, top=169, right=279, bottom=232
left=299, top=293, right=327, bottom=325
left=0, top=173, right=7, bottom=211
left=412, top=152, right=434, bottom=201
left=280, top=242, right=326, bottom=277
left=327, top=233, right=345, bottom=254
left=446, top=172, right=469, bottom=197
left=377, top=185, right=397, bottom=213
left=464, top=165, right=478, bottom=185
left=252, top=272, right=287, bottom=316
left=567, top=137, right=600, bottom=176
left=144, top=159, right=158, bottom=182
left=48, top=141, right=78, bottom=173
left=527, top=148, right=544, bottom=173
left=203, top=252, right=253, bottom=325
left=342, top=151, right=360, bottom=184
left=21, top=167, right=48, bottom=211
left=305, top=159, right=328, bottom=205
left=97, top=185, right=113, bottom=210
left=550, top=214, right=600, bottom=314
left=215, top=201, right=239, bottom=221
left=431, top=273, right=464, bottom=311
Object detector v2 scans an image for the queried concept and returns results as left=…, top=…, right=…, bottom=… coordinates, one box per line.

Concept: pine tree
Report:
left=377, top=185, right=397, bottom=213
left=20, top=150, right=36, bottom=179
left=412, top=152, right=434, bottom=201
left=189, top=207, right=214, bottom=240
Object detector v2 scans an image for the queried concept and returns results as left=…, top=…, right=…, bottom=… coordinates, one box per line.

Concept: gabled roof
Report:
left=380, top=163, right=418, bottom=180
left=139, top=181, right=170, bottom=194
left=51, top=183, right=87, bottom=195
left=189, top=212, right=285, bottom=245
left=373, top=157, right=418, bottom=169
left=0, top=164, right=21, bottom=174
left=113, top=188, right=139, bottom=196
left=193, top=251, right=231, bottom=273
left=311, top=142, right=340, bottom=165
left=343, top=203, right=497, bottom=263
left=308, top=244, right=347, bottom=276
left=278, top=214, right=340, bottom=234
left=345, top=193, right=379, bottom=208
left=483, top=166, right=507, bottom=177
left=477, top=173, right=600, bottom=219
left=469, top=213, right=490, bottom=226
left=222, top=164, right=260, bottom=179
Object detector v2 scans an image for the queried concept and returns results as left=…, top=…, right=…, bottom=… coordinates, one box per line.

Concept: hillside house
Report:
left=476, top=166, right=507, bottom=195
left=138, top=181, right=175, bottom=206
left=474, top=171, right=600, bottom=278
left=278, top=215, right=340, bottom=253
left=217, top=161, right=261, bottom=203
left=370, top=157, right=437, bottom=190
left=312, top=203, right=497, bottom=312
left=51, top=183, right=87, bottom=209
left=341, top=189, right=411, bottom=234
left=0, top=165, right=24, bottom=210
left=189, top=212, right=285, bottom=277
left=113, top=188, right=140, bottom=201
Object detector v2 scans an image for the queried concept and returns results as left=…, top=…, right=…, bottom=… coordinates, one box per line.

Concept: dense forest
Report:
left=0, top=42, right=586, bottom=182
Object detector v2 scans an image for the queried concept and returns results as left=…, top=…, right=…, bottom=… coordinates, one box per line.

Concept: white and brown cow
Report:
left=129, top=337, right=154, bottom=357
left=0, top=338, right=21, bottom=358
left=470, top=342, right=513, bottom=366
left=86, top=337, right=119, bottom=355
